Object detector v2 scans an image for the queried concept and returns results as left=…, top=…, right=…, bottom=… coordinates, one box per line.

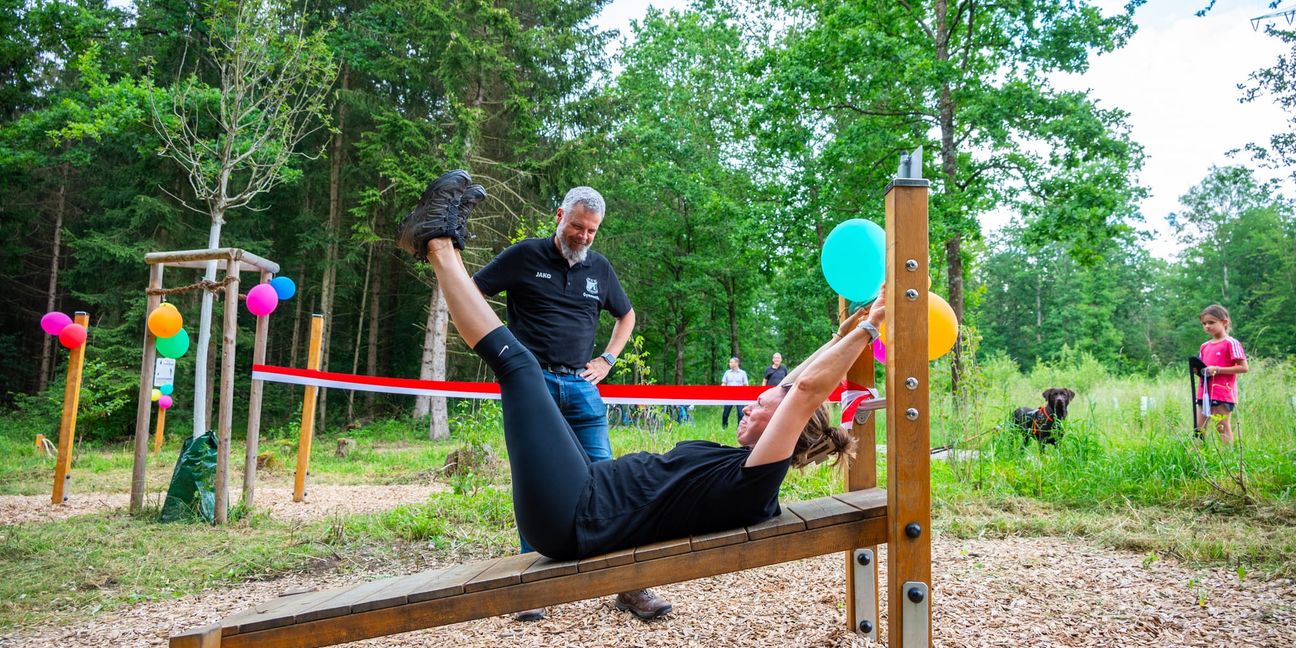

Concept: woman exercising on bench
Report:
left=399, top=171, right=886, bottom=561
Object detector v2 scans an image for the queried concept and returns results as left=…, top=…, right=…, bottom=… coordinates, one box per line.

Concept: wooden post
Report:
left=294, top=314, right=324, bottom=502
left=884, top=179, right=932, bottom=646
left=214, top=259, right=240, bottom=524
left=131, top=264, right=164, bottom=512
left=153, top=407, right=167, bottom=454
left=243, top=269, right=272, bottom=509
left=51, top=311, right=90, bottom=505
left=842, top=297, right=880, bottom=637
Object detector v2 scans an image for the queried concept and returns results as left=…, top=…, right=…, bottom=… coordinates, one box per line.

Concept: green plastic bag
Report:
left=160, top=430, right=219, bottom=523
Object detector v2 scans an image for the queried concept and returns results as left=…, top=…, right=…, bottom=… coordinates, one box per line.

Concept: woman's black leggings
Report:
left=473, top=326, right=591, bottom=559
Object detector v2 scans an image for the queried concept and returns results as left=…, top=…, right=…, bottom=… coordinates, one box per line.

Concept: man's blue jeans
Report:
left=519, top=370, right=611, bottom=554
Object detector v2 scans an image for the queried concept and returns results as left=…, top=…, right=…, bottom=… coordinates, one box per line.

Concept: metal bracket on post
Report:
left=851, top=548, right=878, bottom=640
left=901, top=581, right=930, bottom=647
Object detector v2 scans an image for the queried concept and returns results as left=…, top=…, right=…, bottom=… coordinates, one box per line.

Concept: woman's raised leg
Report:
left=424, top=238, right=500, bottom=347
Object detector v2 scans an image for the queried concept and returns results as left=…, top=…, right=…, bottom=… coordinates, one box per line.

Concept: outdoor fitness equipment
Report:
left=169, top=149, right=937, bottom=648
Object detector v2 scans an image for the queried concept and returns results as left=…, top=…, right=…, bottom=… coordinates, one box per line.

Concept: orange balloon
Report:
left=147, top=303, right=183, bottom=338
left=876, top=292, right=959, bottom=362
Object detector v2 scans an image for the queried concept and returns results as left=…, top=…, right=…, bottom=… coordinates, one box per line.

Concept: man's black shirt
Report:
left=473, top=237, right=631, bottom=369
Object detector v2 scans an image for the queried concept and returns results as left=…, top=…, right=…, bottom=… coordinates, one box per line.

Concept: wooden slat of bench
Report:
left=215, top=506, right=888, bottom=648
left=349, top=570, right=439, bottom=613
left=521, top=556, right=580, bottom=583
left=834, top=488, right=888, bottom=516
left=462, top=552, right=542, bottom=594
left=634, top=537, right=692, bottom=561
left=786, top=497, right=865, bottom=530
left=691, top=526, right=748, bottom=551
left=746, top=509, right=805, bottom=540
left=294, top=578, right=401, bottom=624
left=576, top=547, right=635, bottom=572
left=406, top=561, right=496, bottom=603
left=233, top=586, right=358, bottom=634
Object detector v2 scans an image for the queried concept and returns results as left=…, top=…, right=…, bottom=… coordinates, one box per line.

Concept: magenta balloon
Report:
left=246, top=283, right=279, bottom=316
left=158, top=395, right=174, bottom=410
left=41, top=311, right=72, bottom=336
left=873, top=337, right=886, bottom=364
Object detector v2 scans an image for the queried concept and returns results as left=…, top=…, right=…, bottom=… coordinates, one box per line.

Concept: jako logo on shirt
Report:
left=535, top=272, right=552, bottom=279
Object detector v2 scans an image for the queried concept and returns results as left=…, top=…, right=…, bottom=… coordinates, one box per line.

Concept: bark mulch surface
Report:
left=2, top=486, right=1293, bottom=647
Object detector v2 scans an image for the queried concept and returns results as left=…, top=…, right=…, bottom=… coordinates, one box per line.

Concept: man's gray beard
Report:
left=557, top=235, right=588, bottom=264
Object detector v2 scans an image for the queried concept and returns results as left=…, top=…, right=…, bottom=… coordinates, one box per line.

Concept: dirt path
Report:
left=2, top=486, right=1294, bottom=647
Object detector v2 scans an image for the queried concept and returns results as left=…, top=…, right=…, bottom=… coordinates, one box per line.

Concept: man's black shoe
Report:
left=456, top=183, right=487, bottom=248
left=395, top=169, right=471, bottom=259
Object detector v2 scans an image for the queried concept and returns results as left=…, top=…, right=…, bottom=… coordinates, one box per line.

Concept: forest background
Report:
left=2, top=0, right=1295, bottom=442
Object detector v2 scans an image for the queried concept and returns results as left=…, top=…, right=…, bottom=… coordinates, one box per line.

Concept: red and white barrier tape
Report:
left=252, top=364, right=776, bottom=405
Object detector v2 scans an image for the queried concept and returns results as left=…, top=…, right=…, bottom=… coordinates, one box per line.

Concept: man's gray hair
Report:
left=561, top=186, right=606, bottom=219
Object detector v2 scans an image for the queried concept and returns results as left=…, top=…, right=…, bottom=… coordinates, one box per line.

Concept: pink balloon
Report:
left=158, top=395, right=174, bottom=410
left=58, top=323, right=87, bottom=349
left=41, top=311, right=72, bottom=336
left=873, top=337, right=886, bottom=364
left=245, top=283, right=279, bottom=316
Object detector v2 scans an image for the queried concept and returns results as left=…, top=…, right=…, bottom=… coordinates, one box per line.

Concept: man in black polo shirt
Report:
left=764, top=352, right=789, bottom=386
left=473, top=186, right=672, bottom=622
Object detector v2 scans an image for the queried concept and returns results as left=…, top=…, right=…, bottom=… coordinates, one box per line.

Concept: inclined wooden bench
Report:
left=169, top=167, right=935, bottom=647
left=171, top=489, right=888, bottom=648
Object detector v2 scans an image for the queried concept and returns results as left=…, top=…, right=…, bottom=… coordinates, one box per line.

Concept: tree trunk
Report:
left=346, top=245, right=373, bottom=423
left=39, top=162, right=70, bottom=393
left=365, top=230, right=385, bottom=417
left=725, top=276, right=740, bottom=359
left=289, top=264, right=305, bottom=368
left=415, top=285, right=450, bottom=439
left=193, top=214, right=224, bottom=438
left=674, top=320, right=687, bottom=384
left=317, top=65, right=350, bottom=433
left=935, top=0, right=964, bottom=393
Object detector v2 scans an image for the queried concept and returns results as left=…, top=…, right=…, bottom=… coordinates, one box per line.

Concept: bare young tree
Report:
left=148, top=0, right=337, bottom=440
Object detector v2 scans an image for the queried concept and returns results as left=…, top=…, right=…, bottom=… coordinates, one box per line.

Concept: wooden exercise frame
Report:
left=130, top=248, right=280, bottom=524
left=170, top=178, right=934, bottom=646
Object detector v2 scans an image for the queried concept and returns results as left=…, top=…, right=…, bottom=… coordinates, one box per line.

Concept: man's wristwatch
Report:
left=857, top=320, right=880, bottom=340
left=600, top=352, right=618, bottom=367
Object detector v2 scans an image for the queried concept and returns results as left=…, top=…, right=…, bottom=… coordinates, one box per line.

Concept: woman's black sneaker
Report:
left=395, top=169, right=472, bottom=259
left=456, top=183, right=487, bottom=247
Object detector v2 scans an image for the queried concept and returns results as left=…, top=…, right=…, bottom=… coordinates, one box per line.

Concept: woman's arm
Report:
left=778, top=306, right=872, bottom=387
left=746, top=295, right=885, bottom=467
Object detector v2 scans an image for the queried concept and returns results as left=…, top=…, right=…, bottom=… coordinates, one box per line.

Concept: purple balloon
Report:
left=158, top=395, right=174, bottom=410
left=873, top=337, right=886, bottom=365
left=245, top=283, right=279, bottom=316
left=41, top=311, right=72, bottom=336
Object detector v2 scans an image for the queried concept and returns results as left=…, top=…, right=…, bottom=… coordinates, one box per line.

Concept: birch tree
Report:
left=148, top=0, right=336, bottom=436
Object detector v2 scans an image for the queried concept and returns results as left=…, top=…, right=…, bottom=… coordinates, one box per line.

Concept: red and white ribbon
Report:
left=252, top=364, right=771, bottom=405
left=839, top=382, right=880, bottom=430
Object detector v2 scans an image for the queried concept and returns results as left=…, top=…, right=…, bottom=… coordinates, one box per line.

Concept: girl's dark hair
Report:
left=1200, top=304, right=1231, bottom=330
left=792, top=405, right=856, bottom=468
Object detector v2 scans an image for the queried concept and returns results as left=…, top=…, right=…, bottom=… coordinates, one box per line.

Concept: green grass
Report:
left=0, top=507, right=344, bottom=628
left=0, top=354, right=1293, bottom=629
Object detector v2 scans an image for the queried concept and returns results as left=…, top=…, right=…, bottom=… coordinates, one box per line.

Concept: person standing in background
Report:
left=763, top=352, right=788, bottom=387
left=721, top=356, right=749, bottom=429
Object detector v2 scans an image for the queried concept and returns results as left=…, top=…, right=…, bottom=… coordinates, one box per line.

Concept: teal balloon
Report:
left=160, top=383, right=174, bottom=396
left=155, top=328, right=190, bottom=359
left=821, top=219, right=886, bottom=302
left=270, top=276, right=296, bottom=300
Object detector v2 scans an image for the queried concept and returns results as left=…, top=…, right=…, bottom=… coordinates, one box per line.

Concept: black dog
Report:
left=1012, top=387, right=1076, bottom=445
